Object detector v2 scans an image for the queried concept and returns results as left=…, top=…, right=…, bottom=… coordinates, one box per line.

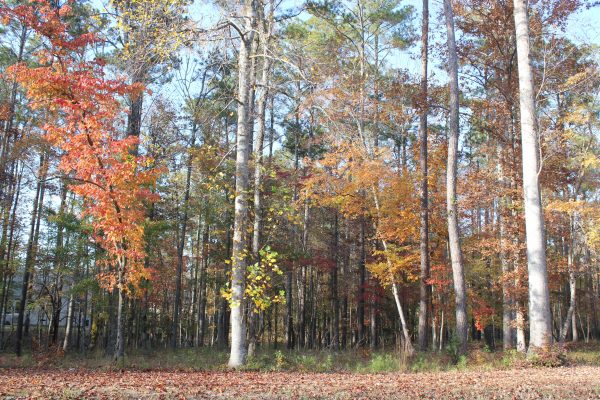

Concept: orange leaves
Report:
left=303, top=141, right=423, bottom=282
left=0, top=102, right=10, bottom=121
left=4, top=0, right=159, bottom=295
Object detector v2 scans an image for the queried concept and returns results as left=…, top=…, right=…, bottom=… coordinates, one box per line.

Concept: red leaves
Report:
left=4, top=0, right=159, bottom=295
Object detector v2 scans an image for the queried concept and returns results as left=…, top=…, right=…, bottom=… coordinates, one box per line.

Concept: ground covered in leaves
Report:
left=1, top=366, right=600, bottom=399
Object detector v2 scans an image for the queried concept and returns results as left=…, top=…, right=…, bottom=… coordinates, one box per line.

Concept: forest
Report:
left=0, top=0, right=599, bottom=398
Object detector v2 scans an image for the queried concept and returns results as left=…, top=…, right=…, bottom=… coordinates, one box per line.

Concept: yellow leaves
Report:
left=547, top=199, right=587, bottom=215
left=244, top=246, right=285, bottom=313
left=582, top=153, right=599, bottom=169
left=559, top=69, right=592, bottom=92
left=368, top=244, right=419, bottom=286
left=113, top=0, right=189, bottom=66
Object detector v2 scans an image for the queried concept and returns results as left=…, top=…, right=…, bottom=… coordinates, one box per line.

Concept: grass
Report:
left=1, top=341, right=599, bottom=373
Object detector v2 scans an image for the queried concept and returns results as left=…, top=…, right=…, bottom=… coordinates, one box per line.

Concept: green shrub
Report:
left=410, top=354, right=443, bottom=373
left=365, top=354, right=400, bottom=373
left=500, top=349, right=525, bottom=368
left=445, top=335, right=462, bottom=364
left=455, top=354, right=468, bottom=370
left=274, top=350, right=287, bottom=370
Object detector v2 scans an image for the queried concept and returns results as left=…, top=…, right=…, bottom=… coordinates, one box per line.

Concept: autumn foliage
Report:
left=1, top=0, right=158, bottom=293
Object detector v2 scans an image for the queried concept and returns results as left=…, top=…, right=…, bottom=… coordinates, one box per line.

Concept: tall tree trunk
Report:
left=62, top=293, right=74, bottom=351
left=330, top=213, right=340, bottom=350
left=126, top=68, right=145, bottom=156
left=0, top=164, right=22, bottom=347
left=114, top=264, right=125, bottom=362
left=51, top=182, right=68, bottom=346
left=357, top=220, right=366, bottom=346
left=499, top=201, right=514, bottom=350
left=513, top=0, right=552, bottom=353
left=443, top=0, right=468, bottom=356
left=417, top=0, right=430, bottom=352
left=228, top=0, right=256, bottom=368
left=248, top=5, right=273, bottom=357
left=196, top=221, right=209, bottom=347
left=172, top=126, right=197, bottom=348
left=15, top=154, right=47, bottom=356
left=497, top=138, right=516, bottom=350
left=0, top=26, right=27, bottom=199
left=285, top=267, right=294, bottom=349
left=560, top=227, right=576, bottom=344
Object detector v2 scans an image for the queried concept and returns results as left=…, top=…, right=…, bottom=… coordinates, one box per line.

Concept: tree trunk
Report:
left=417, top=0, right=430, bottom=352
left=443, top=0, right=468, bottom=356
left=172, top=126, right=197, bottom=349
left=330, top=213, right=340, bottom=350
left=357, top=220, right=366, bottom=346
left=15, top=154, right=47, bottom=356
left=392, top=282, right=414, bottom=355
left=196, top=222, right=209, bottom=347
left=114, top=265, right=125, bottom=362
left=126, top=68, right=145, bottom=156
left=560, top=234, right=576, bottom=344
left=370, top=187, right=413, bottom=354
left=63, top=293, right=74, bottom=351
left=0, top=26, right=27, bottom=198
left=1, top=165, right=22, bottom=347
left=51, top=182, right=68, bottom=346
left=248, top=6, right=273, bottom=356
left=285, top=267, right=294, bottom=349
left=228, top=0, right=256, bottom=368
left=513, top=0, right=552, bottom=353
left=499, top=207, right=514, bottom=350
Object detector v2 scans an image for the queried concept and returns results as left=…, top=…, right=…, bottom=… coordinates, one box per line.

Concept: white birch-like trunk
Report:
left=228, top=0, right=256, bottom=368
left=513, top=0, right=552, bottom=353
left=248, top=3, right=274, bottom=358
left=560, top=241, right=576, bottom=344
left=62, top=293, right=74, bottom=351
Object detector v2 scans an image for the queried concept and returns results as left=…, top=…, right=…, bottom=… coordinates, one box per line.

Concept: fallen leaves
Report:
left=1, top=366, right=599, bottom=399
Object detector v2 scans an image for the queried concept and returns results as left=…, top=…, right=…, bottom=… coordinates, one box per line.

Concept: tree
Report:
left=417, top=0, right=430, bottom=351
left=227, top=0, right=256, bottom=368
left=512, top=0, right=552, bottom=353
left=443, top=0, right=468, bottom=355
left=4, top=0, right=158, bottom=361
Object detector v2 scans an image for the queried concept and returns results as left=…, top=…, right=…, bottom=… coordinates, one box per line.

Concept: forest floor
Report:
left=1, top=342, right=600, bottom=399
left=1, top=365, right=600, bottom=399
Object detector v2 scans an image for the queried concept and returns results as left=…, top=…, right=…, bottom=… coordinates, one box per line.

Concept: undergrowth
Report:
left=1, top=341, right=598, bottom=373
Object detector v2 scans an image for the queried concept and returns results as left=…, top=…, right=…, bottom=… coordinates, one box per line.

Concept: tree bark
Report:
left=228, top=0, right=256, bottom=368
left=15, top=154, right=47, bottom=356
left=513, top=0, right=552, bottom=353
left=114, top=264, right=125, bottom=362
left=499, top=202, right=514, bottom=350
left=196, top=222, right=209, bottom=347
left=248, top=4, right=273, bottom=357
left=560, top=228, right=576, bottom=344
left=172, top=126, right=197, bottom=348
left=417, top=0, right=430, bottom=352
left=62, top=293, right=74, bottom=351
left=357, top=220, right=366, bottom=346
left=330, top=213, right=339, bottom=350
left=443, top=0, right=468, bottom=356
left=285, top=267, right=294, bottom=349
